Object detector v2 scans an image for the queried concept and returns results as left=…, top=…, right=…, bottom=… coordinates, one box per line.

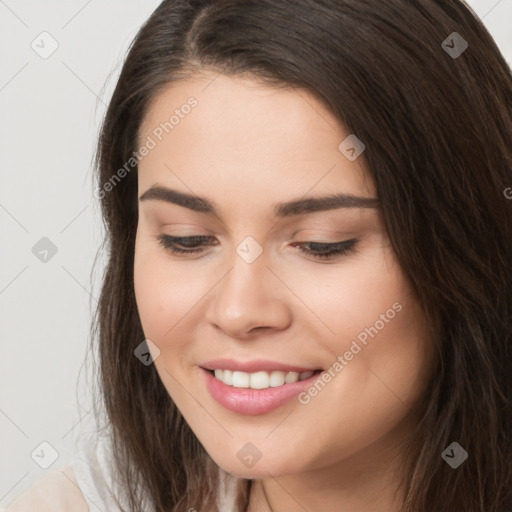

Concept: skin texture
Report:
left=134, top=71, right=435, bottom=512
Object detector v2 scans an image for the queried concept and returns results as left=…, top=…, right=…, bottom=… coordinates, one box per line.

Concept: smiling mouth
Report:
left=205, top=368, right=323, bottom=390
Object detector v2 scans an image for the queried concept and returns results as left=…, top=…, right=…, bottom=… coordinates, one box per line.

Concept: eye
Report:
left=155, top=234, right=358, bottom=260
left=156, top=235, right=216, bottom=255
left=291, top=239, right=358, bottom=260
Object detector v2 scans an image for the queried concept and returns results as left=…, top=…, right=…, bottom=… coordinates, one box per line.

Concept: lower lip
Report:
left=201, top=367, right=323, bottom=415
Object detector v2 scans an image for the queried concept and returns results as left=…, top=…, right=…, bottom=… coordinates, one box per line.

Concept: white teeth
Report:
left=269, top=371, right=285, bottom=387
left=285, top=372, right=299, bottom=384
left=211, top=369, right=317, bottom=389
left=232, top=371, right=250, bottom=388
left=248, top=371, right=269, bottom=389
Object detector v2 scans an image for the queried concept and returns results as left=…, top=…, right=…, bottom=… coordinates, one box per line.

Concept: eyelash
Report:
left=155, top=234, right=358, bottom=260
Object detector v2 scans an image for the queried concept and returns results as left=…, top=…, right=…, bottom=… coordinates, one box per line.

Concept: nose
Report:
left=205, top=246, right=292, bottom=339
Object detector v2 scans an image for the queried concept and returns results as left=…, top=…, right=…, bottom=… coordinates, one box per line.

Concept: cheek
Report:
left=286, top=252, right=433, bottom=466
left=290, top=242, right=433, bottom=405
left=133, top=236, right=200, bottom=346
left=285, top=241, right=415, bottom=341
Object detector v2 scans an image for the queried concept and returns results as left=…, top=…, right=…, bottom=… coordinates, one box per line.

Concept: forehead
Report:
left=137, top=72, right=376, bottom=203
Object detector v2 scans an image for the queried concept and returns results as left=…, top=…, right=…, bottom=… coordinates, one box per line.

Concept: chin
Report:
left=211, top=451, right=302, bottom=480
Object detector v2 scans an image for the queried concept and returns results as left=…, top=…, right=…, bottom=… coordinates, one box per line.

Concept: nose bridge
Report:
left=207, top=236, right=290, bottom=337
left=218, top=237, right=269, bottom=311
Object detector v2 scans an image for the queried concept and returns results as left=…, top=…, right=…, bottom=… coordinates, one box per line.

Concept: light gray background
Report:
left=1, top=0, right=511, bottom=506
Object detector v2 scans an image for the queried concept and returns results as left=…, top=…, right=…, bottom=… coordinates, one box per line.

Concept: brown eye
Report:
left=156, top=235, right=216, bottom=254
left=291, top=239, right=358, bottom=260
left=156, top=234, right=358, bottom=260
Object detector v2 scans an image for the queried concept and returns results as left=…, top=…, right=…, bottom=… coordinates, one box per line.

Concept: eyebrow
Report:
left=139, top=185, right=380, bottom=218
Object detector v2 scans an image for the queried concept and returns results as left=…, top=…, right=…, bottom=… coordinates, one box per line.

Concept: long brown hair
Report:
left=89, top=1, right=512, bottom=510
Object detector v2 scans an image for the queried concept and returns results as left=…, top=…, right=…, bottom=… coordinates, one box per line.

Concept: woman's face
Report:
left=134, top=71, right=434, bottom=479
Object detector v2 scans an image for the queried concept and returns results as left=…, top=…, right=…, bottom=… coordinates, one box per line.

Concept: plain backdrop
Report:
left=1, top=0, right=511, bottom=506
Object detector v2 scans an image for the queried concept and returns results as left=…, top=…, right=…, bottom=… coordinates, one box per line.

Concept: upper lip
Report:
left=201, top=358, right=322, bottom=373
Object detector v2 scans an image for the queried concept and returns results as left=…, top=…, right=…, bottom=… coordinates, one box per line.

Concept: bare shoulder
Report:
left=4, top=465, right=89, bottom=511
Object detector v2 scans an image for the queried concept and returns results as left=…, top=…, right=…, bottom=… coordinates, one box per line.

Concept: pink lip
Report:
left=201, top=367, right=323, bottom=415
left=201, top=358, right=320, bottom=373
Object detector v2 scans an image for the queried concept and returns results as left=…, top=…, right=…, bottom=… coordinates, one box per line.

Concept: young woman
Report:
left=6, top=0, right=512, bottom=511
